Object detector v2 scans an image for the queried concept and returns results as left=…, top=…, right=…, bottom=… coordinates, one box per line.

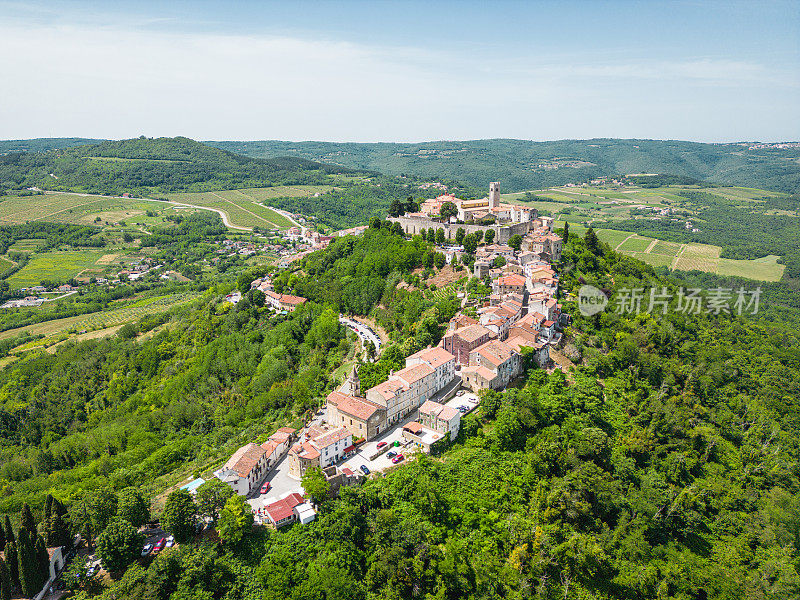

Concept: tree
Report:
left=90, top=488, right=119, bottom=533
left=161, top=490, right=196, bottom=543
left=195, top=479, right=234, bottom=522
left=484, top=229, right=495, bottom=245
left=391, top=221, right=404, bottom=237
left=369, top=217, right=381, bottom=229
left=388, top=198, right=406, bottom=217
left=44, top=494, right=53, bottom=523
left=69, top=497, right=94, bottom=549
left=96, top=519, right=144, bottom=573
left=117, top=488, right=150, bottom=528
left=217, top=495, right=253, bottom=547
left=436, top=228, right=445, bottom=244
left=440, top=201, right=458, bottom=220
left=462, top=233, right=478, bottom=254
left=585, top=227, right=599, bottom=253
left=508, top=234, right=522, bottom=251
left=122, top=232, right=134, bottom=243
left=2, top=518, right=12, bottom=546
left=62, top=555, right=102, bottom=595
left=4, top=543, right=18, bottom=593
left=0, top=555, right=10, bottom=600
left=44, top=513, right=70, bottom=548
left=563, top=221, right=570, bottom=243
left=16, top=529, right=36, bottom=598
left=475, top=230, right=484, bottom=243
left=419, top=228, right=426, bottom=241
left=34, top=536, right=48, bottom=591
left=426, top=228, right=435, bottom=242
left=301, top=467, right=331, bottom=503
left=434, top=252, right=446, bottom=269
left=455, top=227, right=465, bottom=245
left=20, top=503, right=36, bottom=536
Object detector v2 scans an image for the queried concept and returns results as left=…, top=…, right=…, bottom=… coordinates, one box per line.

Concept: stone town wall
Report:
left=388, top=216, right=533, bottom=243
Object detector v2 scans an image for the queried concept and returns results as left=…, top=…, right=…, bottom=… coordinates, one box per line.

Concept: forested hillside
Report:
left=0, top=137, right=367, bottom=197
left=0, top=225, right=797, bottom=599
left=0, top=138, right=104, bottom=155
left=210, top=138, right=800, bottom=194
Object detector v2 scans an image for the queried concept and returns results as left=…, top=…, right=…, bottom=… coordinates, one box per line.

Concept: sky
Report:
left=0, top=0, right=798, bottom=143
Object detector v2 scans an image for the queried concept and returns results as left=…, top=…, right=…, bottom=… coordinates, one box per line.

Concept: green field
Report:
left=563, top=223, right=784, bottom=282
left=0, top=193, right=170, bottom=226
left=166, top=185, right=329, bottom=229
left=7, top=249, right=109, bottom=288
left=0, top=256, right=14, bottom=272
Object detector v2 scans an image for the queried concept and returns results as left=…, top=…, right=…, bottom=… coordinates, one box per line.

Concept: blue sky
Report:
left=1, top=0, right=798, bottom=142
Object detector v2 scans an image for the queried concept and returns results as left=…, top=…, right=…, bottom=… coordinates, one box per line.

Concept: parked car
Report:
left=456, top=390, right=465, bottom=396
left=260, top=481, right=271, bottom=494
left=165, top=535, right=175, bottom=548
left=392, top=454, right=404, bottom=464
left=387, top=451, right=397, bottom=458
left=86, top=565, right=97, bottom=577
left=141, top=543, right=153, bottom=557
left=360, top=464, right=371, bottom=475
left=376, top=441, right=387, bottom=449
left=151, top=537, right=166, bottom=555
left=458, top=406, right=468, bottom=413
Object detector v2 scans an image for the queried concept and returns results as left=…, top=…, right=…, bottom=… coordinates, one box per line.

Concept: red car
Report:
left=260, top=482, right=271, bottom=494
left=151, top=537, right=166, bottom=555
left=376, top=442, right=387, bottom=449
left=391, top=454, right=404, bottom=464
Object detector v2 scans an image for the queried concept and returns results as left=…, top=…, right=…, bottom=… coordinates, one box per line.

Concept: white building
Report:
left=214, top=443, right=269, bottom=496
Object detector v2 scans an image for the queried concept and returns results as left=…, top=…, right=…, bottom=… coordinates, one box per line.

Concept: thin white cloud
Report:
left=0, top=20, right=796, bottom=142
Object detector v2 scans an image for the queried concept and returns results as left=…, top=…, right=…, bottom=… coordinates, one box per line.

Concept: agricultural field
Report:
left=166, top=185, right=329, bottom=229
left=6, top=249, right=111, bottom=288
left=0, top=256, right=14, bottom=272
left=0, top=292, right=201, bottom=346
left=0, top=192, right=173, bottom=227
left=565, top=223, right=785, bottom=282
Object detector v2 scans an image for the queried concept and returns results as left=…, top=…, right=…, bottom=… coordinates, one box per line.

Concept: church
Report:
left=325, top=366, right=387, bottom=441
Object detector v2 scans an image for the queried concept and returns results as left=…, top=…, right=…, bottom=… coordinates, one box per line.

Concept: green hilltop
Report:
left=0, top=136, right=368, bottom=197
left=208, top=138, right=800, bottom=194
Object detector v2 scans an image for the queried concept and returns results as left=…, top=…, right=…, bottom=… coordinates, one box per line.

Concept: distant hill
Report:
left=0, top=138, right=105, bottom=154
left=0, top=137, right=366, bottom=196
left=207, top=138, right=800, bottom=194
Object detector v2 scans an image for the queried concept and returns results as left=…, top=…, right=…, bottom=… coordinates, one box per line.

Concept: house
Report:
left=263, top=492, right=316, bottom=528
left=214, top=443, right=268, bottom=495
left=279, top=294, right=307, bottom=312
left=505, top=330, right=550, bottom=367
left=419, top=400, right=461, bottom=440
left=326, top=390, right=386, bottom=441
left=461, top=339, right=523, bottom=391
left=261, top=428, right=295, bottom=468
left=365, top=347, right=457, bottom=425
left=287, top=426, right=353, bottom=477
left=494, top=273, right=527, bottom=295
left=400, top=421, right=446, bottom=452
left=442, top=323, right=494, bottom=365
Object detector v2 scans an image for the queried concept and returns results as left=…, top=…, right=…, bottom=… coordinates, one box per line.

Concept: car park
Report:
left=386, top=451, right=396, bottom=458
left=260, top=481, right=271, bottom=494
left=392, top=454, right=404, bottom=464
left=376, top=441, right=387, bottom=449
left=360, top=464, right=371, bottom=474
left=141, top=543, right=153, bottom=557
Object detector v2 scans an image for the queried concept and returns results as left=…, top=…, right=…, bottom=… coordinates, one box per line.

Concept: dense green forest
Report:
left=0, top=137, right=367, bottom=197
left=209, top=138, right=800, bottom=194
left=0, top=138, right=104, bottom=155
left=0, top=225, right=797, bottom=599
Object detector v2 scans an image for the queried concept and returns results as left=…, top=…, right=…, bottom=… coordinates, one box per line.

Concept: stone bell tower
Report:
left=343, top=364, right=361, bottom=397
left=489, top=182, right=500, bottom=209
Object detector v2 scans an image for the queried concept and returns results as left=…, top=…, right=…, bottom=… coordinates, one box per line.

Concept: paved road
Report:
left=339, top=316, right=382, bottom=358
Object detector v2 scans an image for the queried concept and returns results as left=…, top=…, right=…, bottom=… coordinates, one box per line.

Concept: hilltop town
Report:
left=211, top=182, right=567, bottom=529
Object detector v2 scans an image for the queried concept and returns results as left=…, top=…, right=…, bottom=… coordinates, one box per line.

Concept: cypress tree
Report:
left=52, top=498, right=68, bottom=519
left=49, top=514, right=70, bottom=548
left=17, top=529, right=36, bottom=598
left=0, top=555, right=10, bottom=600
left=44, top=495, right=53, bottom=522
left=2, top=518, right=13, bottom=546
left=0, top=524, right=5, bottom=554
left=4, top=542, right=18, bottom=592
left=35, top=536, right=49, bottom=590
left=20, top=504, right=36, bottom=536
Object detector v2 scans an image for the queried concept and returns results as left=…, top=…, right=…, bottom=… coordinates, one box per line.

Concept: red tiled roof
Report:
left=224, top=443, right=266, bottom=477
left=326, top=391, right=382, bottom=421
left=265, top=493, right=305, bottom=523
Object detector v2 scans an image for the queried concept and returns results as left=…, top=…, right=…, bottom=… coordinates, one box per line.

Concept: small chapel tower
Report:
left=342, top=364, right=361, bottom=397
left=489, top=182, right=500, bottom=209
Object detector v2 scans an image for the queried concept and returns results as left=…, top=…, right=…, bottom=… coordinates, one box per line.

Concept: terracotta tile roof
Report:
left=395, top=362, right=434, bottom=385
left=297, top=442, right=320, bottom=460
left=280, top=294, right=307, bottom=306
left=419, top=400, right=445, bottom=416
left=368, top=378, right=407, bottom=402
left=224, top=443, right=266, bottom=478
left=278, top=427, right=297, bottom=434
left=450, top=323, right=492, bottom=343
left=437, top=406, right=460, bottom=421
left=403, top=421, right=425, bottom=434
left=408, top=346, right=455, bottom=368
left=312, top=426, right=351, bottom=449
left=472, top=339, right=516, bottom=368
left=462, top=364, right=497, bottom=382
left=326, top=391, right=382, bottom=421
left=451, top=314, right=478, bottom=328
left=498, top=274, right=527, bottom=287
left=265, top=493, right=305, bottom=523
left=261, top=440, right=278, bottom=456
left=269, top=430, right=292, bottom=444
